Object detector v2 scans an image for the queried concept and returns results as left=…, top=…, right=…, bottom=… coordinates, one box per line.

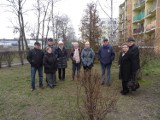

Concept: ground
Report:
left=0, top=60, right=160, bottom=120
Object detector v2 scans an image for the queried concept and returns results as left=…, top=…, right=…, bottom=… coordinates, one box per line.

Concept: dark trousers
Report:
left=122, top=81, right=129, bottom=92
left=72, top=63, right=81, bottom=80
left=58, top=68, right=65, bottom=80
left=46, top=73, right=56, bottom=87
left=31, top=66, right=43, bottom=89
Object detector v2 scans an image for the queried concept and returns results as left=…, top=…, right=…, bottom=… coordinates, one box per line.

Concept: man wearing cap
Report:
left=98, top=39, right=115, bottom=86
left=46, top=38, right=57, bottom=55
left=27, top=42, right=44, bottom=91
left=127, top=37, right=140, bottom=90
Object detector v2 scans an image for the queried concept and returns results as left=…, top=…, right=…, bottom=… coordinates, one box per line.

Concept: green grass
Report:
left=0, top=60, right=160, bottom=120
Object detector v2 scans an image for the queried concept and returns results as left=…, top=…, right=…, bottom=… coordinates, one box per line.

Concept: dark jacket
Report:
left=27, top=48, right=44, bottom=68
left=81, top=48, right=95, bottom=67
left=43, top=53, right=57, bottom=74
left=55, top=47, right=68, bottom=69
left=129, top=44, right=140, bottom=72
left=98, top=45, right=115, bottom=65
left=119, top=51, right=132, bottom=81
left=70, top=48, right=81, bottom=64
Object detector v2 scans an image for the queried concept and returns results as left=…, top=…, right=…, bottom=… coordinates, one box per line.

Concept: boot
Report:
left=72, top=71, right=75, bottom=80
left=77, top=71, right=80, bottom=79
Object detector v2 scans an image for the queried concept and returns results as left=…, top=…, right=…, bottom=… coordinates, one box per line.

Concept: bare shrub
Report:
left=0, top=52, right=4, bottom=68
left=4, top=51, right=16, bottom=67
left=77, top=70, right=118, bottom=120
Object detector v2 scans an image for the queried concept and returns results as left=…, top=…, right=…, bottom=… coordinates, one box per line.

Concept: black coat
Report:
left=56, top=47, right=68, bottom=69
left=43, top=53, right=57, bottom=74
left=129, top=44, right=140, bottom=72
left=119, top=51, right=132, bottom=81
left=27, top=48, right=44, bottom=68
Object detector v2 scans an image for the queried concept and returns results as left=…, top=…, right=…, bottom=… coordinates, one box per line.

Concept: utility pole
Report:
left=110, top=0, right=113, bottom=42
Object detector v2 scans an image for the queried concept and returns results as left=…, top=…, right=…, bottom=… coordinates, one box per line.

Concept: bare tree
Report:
left=80, top=2, right=103, bottom=51
left=41, top=0, right=50, bottom=49
left=53, top=14, right=74, bottom=42
left=34, top=0, right=41, bottom=41
left=4, top=0, right=29, bottom=51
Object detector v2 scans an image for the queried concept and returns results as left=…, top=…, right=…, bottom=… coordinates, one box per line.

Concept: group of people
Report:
left=27, top=37, right=140, bottom=95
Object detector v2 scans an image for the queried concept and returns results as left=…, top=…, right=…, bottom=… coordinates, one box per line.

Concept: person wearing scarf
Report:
left=70, top=42, right=81, bottom=80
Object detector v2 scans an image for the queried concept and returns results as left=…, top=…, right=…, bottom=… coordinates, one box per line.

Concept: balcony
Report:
left=134, top=0, right=145, bottom=10
left=133, top=11, right=145, bottom=23
left=145, top=20, right=156, bottom=33
left=133, top=25, right=144, bottom=35
left=145, top=3, right=156, bottom=18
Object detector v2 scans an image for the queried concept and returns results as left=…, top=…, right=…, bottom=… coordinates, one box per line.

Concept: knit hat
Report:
left=58, top=40, right=64, bottom=44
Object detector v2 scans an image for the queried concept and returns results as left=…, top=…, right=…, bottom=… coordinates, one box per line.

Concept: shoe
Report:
left=120, top=90, right=124, bottom=94
left=121, top=90, right=129, bottom=95
left=101, top=82, right=104, bottom=85
left=31, top=88, right=35, bottom=91
left=49, top=86, right=54, bottom=89
left=39, top=86, right=44, bottom=89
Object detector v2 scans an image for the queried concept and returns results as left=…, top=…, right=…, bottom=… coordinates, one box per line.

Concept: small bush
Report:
left=77, top=69, right=118, bottom=120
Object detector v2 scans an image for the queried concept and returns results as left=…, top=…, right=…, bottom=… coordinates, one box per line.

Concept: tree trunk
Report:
left=36, top=0, right=41, bottom=42
left=42, top=2, right=50, bottom=49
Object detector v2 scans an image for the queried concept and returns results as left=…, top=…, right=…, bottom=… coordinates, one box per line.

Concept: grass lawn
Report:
left=0, top=60, right=160, bottom=120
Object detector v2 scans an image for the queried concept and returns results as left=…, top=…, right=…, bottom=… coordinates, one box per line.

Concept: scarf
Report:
left=73, top=48, right=80, bottom=63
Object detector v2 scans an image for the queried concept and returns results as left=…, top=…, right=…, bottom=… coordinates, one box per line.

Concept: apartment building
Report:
left=119, top=0, right=160, bottom=50
left=119, top=0, right=132, bottom=44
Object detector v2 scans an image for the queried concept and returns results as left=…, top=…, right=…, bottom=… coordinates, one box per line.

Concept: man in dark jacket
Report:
left=98, top=39, right=115, bottom=86
left=27, top=42, right=44, bottom=91
left=46, top=38, right=57, bottom=55
left=127, top=37, right=140, bottom=90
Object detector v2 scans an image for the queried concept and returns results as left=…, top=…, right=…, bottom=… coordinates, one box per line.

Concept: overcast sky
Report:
left=0, top=0, right=124, bottom=39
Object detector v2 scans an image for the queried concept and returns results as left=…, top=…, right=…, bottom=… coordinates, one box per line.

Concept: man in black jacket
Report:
left=127, top=37, right=140, bottom=90
left=27, top=42, right=44, bottom=91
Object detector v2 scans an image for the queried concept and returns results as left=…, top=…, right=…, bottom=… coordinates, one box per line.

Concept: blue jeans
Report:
left=72, top=63, right=81, bottom=79
left=101, top=63, right=112, bottom=84
left=31, top=66, right=43, bottom=89
left=72, top=63, right=81, bottom=72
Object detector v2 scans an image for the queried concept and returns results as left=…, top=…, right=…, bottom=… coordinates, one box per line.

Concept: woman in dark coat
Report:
left=119, top=43, right=132, bottom=95
left=43, top=47, right=57, bottom=88
left=56, top=41, right=68, bottom=81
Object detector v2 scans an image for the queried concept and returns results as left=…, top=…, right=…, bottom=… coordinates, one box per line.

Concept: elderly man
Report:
left=27, top=42, right=44, bottom=91
left=98, top=39, right=115, bottom=86
left=46, top=38, right=57, bottom=55
left=127, top=37, right=140, bottom=91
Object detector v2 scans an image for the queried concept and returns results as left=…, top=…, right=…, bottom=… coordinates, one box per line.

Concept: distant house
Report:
left=0, top=39, right=18, bottom=46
